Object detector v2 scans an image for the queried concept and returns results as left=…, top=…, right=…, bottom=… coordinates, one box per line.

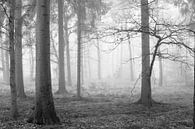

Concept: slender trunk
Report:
left=158, top=51, right=163, bottom=87
left=155, top=0, right=163, bottom=87
left=87, top=42, right=91, bottom=80
left=15, top=0, right=26, bottom=98
left=193, top=32, right=195, bottom=129
left=139, top=0, right=152, bottom=107
left=56, top=0, right=67, bottom=94
left=77, top=1, right=82, bottom=98
left=8, top=0, right=18, bottom=119
left=97, top=35, right=101, bottom=80
left=184, top=37, right=189, bottom=86
left=120, top=42, right=123, bottom=73
left=29, top=46, right=35, bottom=80
left=5, top=46, right=10, bottom=84
left=81, top=47, right=84, bottom=85
left=27, top=0, right=60, bottom=124
left=112, top=51, right=114, bottom=76
left=0, top=34, right=5, bottom=81
left=1, top=43, right=4, bottom=73
left=128, top=35, right=134, bottom=82
left=3, top=42, right=10, bottom=84
left=64, top=17, right=72, bottom=86
left=0, top=10, right=6, bottom=83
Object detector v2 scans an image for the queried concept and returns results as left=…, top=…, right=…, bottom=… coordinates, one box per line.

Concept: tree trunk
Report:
left=29, top=46, right=35, bottom=81
left=0, top=34, right=5, bottom=81
left=64, top=16, right=72, bottom=86
left=120, top=42, right=123, bottom=76
left=77, top=1, right=82, bottom=99
left=112, top=51, right=114, bottom=76
left=56, top=0, right=67, bottom=94
left=2, top=40, right=10, bottom=84
left=81, top=46, right=84, bottom=85
left=97, top=35, right=101, bottom=80
left=155, top=0, right=163, bottom=87
left=158, top=51, right=163, bottom=87
left=8, top=0, right=18, bottom=119
left=193, top=32, right=195, bottom=129
left=4, top=46, right=10, bottom=84
left=15, top=0, right=26, bottom=98
left=87, top=42, right=91, bottom=80
left=1, top=40, right=5, bottom=76
left=128, top=34, right=134, bottom=82
left=139, top=0, right=152, bottom=107
left=27, top=0, right=60, bottom=125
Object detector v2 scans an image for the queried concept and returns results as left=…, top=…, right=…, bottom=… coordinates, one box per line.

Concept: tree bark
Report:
left=8, top=0, right=18, bottom=119
left=81, top=45, right=84, bottom=85
left=127, top=34, right=134, bottom=82
left=139, top=0, right=152, bottom=107
left=97, top=35, right=101, bottom=80
left=158, top=51, right=163, bottom=87
left=2, top=40, right=10, bottom=84
left=27, top=0, right=60, bottom=125
left=4, top=46, right=10, bottom=84
left=77, top=1, right=82, bottom=99
left=15, top=0, right=26, bottom=98
left=0, top=14, right=8, bottom=84
left=0, top=39, right=4, bottom=72
left=29, top=45, right=35, bottom=81
left=87, top=42, right=91, bottom=80
left=56, top=0, right=67, bottom=94
left=193, top=32, right=195, bottom=129
left=64, top=15, right=72, bottom=86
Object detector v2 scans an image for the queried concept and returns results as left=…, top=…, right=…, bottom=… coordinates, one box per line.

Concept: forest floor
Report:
left=0, top=82, right=193, bottom=129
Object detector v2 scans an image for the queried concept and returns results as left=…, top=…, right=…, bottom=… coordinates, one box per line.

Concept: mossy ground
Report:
left=0, top=82, right=193, bottom=129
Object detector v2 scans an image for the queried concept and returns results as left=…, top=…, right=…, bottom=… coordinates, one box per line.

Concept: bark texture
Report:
left=8, top=0, right=18, bottom=119
left=56, top=0, right=67, bottom=94
left=128, top=34, right=134, bottom=82
left=77, top=1, right=82, bottom=98
left=193, top=32, right=195, bottom=129
left=97, top=35, right=101, bottom=80
left=139, top=0, right=152, bottom=107
left=27, top=0, right=60, bottom=125
left=15, top=0, right=26, bottom=98
left=64, top=14, right=72, bottom=86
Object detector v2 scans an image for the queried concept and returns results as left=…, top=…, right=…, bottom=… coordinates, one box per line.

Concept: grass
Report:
left=0, top=82, right=193, bottom=129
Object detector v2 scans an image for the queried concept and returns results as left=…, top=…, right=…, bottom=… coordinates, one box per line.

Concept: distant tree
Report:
left=64, top=4, right=73, bottom=86
left=173, top=0, right=195, bottom=128
left=97, top=34, right=101, bottom=80
left=27, top=0, right=60, bottom=124
left=127, top=33, right=134, bottom=82
left=155, top=0, right=163, bottom=87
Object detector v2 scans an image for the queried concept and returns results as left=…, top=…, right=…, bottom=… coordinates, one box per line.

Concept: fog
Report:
left=0, top=0, right=194, bottom=128
left=16, top=0, right=193, bottom=96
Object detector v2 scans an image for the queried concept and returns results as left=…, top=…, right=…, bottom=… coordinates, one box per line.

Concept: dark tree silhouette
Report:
left=27, top=0, right=60, bottom=125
